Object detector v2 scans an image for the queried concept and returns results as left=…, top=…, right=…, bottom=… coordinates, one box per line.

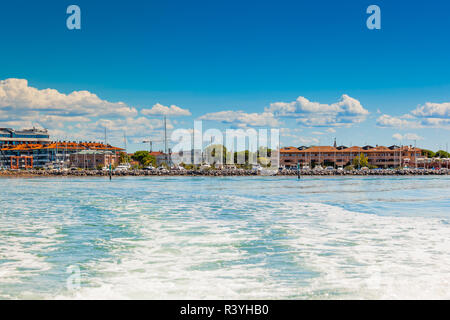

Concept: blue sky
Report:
left=0, top=0, right=449, bottom=152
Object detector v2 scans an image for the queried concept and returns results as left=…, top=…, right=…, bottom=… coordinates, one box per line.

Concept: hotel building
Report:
left=69, top=150, right=119, bottom=169
left=0, top=128, right=123, bottom=169
left=280, top=145, right=423, bottom=169
left=0, top=127, right=50, bottom=146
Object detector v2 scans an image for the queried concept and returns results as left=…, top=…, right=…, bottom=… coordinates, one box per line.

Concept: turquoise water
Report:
left=0, top=176, right=449, bottom=299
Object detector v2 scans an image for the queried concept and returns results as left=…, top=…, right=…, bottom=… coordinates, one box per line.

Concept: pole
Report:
left=297, top=161, right=301, bottom=179
left=164, top=116, right=167, bottom=154
left=164, top=116, right=168, bottom=165
left=414, top=140, right=417, bottom=169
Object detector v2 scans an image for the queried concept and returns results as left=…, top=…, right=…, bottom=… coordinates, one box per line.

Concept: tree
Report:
left=119, top=152, right=130, bottom=164
left=204, top=144, right=227, bottom=164
left=131, top=151, right=156, bottom=167
left=422, top=149, right=435, bottom=158
left=435, top=150, right=450, bottom=158
left=353, top=154, right=369, bottom=168
left=257, top=147, right=272, bottom=157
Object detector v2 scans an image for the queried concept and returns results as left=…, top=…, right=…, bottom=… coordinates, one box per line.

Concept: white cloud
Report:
left=295, top=136, right=320, bottom=145
left=379, top=101, right=450, bottom=129
left=0, top=78, right=137, bottom=117
left=266, top=94, right=369, bottom=127
left=412, top=102, right=450, bottom=118
left=419, top=118, right=450, bottom=127
left=0, top=78, right=174, bottom=146
left=376, top=114, right=421, bottom=129
left=392, top=133, right=424, bottom=141
left=141, top=103, right=191, bottom=116
left=94, top=117, right=172, bottom=137
left=199, top=110, right=280, bottom=127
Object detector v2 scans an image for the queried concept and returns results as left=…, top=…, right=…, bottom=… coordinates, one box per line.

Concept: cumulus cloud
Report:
left=0, top=78, right=173, bottom=146
left=294, top=136, right=320, bottom=145
left=266, top=94, right=369, bottom=127
left=378, top=101, right=450, bottom=129
left=199, top=110, right=280, bottom=127
left=141, top=103, right=191, bottom=116
left=419, top=118, right=450, bottom=127
left=376, top=114, right=421, bottom=129
left=94, top=117, right=173, bottom=136
left=0, top=78, right=137, bottom=117
left=392, top=133, right=424, bottom=141
left=412, top=102, right=450, bottom=118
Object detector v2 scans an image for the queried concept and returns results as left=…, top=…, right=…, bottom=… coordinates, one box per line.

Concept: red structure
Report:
left=10, top=156, right=33, bottom=169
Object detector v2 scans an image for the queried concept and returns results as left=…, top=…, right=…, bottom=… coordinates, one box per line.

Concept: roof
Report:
left=1, top=141, right=124, bottom=152
left=74, top=150, right=113, bottom=155
left=280, top=145, right=422, bottom=153
left=149, top=151, right=166, bottom=156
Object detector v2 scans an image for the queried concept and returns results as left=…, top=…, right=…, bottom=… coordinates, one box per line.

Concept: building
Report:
left=1, top=140, right=124, bottom=169
left=280, top=145, right=423, bottom=169
left=416, top=157, right=450, bottom=169
left=9, top=156, right=33, bottom=169
left=69, top=150, right=119, bottom=169
left=149, top=151, right=169, bottom=166
left=0, top=128, right=50, bottom=146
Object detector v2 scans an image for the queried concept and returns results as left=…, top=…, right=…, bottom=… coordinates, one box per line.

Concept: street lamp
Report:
left=142, top=140, right=152, bottom=152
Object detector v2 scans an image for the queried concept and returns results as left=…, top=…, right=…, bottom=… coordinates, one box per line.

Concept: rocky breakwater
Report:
left=278, top=168, right=450, bottom=176
left=1, top=168, right=449, bottom=177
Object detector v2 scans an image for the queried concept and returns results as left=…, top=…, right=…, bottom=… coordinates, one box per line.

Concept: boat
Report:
left=114, top=163, right=131, bottom=172
left=258, top=167, right=278, bottom=176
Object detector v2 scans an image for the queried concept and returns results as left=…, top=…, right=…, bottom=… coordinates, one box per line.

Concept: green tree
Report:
left=435, top=150, right=450, bottom=158
left=422, top=149, right=436, bottom=158
left=119, top=152, right=130, bottom=163
left=257, top=147, right=272, bottom=157
left=131, top=151, right=156, bottom=167
left=204, top=144, right=227, bottom=164
left=257, top=156, right=270, bottom=167
left=352, top=154, right=369, bottom=168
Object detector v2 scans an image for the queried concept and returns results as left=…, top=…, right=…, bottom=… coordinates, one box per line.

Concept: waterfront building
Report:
left=149, top=151, right=169, bottom=166
left=280, top=145, right=423, bottom=169
left=0, top=127, right=50, bottom=146
left=416, top=157, right=450, bottom=169
left=1, top=140, right=123, bottom=169
left=69, top=150, right=119, bottom=169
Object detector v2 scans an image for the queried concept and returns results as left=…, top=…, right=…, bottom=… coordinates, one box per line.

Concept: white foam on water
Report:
left=52, top=197, right=450, bottom=300
left=1, top=177, right=449, bottom=300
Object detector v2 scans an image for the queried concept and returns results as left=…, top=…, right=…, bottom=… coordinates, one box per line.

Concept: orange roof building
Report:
left=1, top=141, right=124, bottom=169
left=280, top=145, right=423, bottom=168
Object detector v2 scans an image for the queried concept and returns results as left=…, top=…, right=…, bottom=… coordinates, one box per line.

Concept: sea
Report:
left=0, top=175, right=449, bottom=299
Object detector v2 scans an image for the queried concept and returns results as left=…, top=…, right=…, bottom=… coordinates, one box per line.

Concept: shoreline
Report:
left=1, top=168, right=449, bottom=178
